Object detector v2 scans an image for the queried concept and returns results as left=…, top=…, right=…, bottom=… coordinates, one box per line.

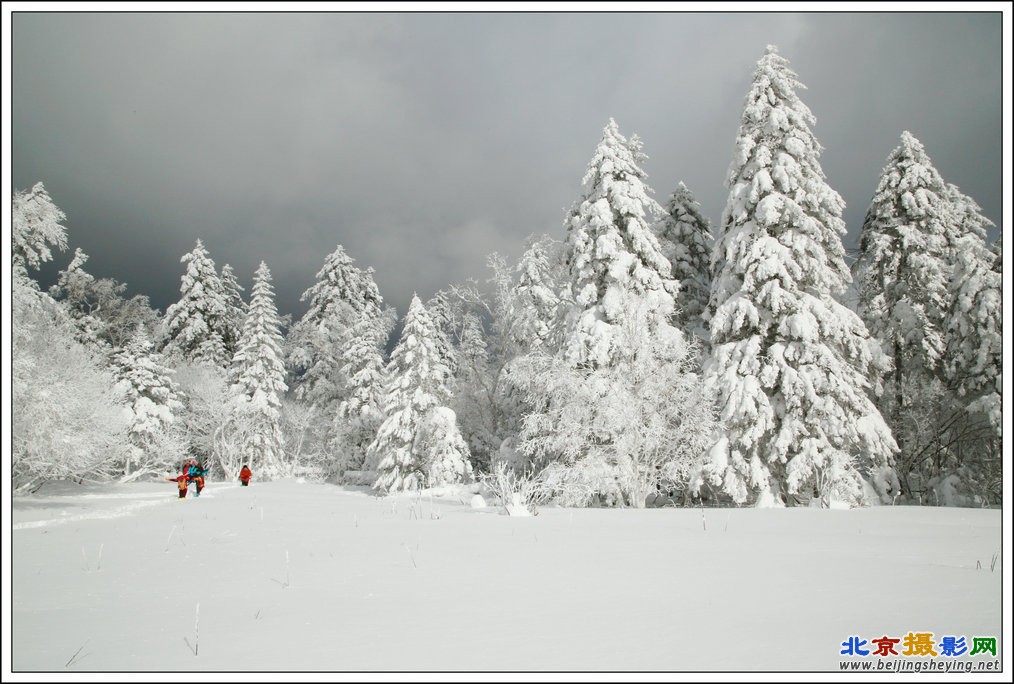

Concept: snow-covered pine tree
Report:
left=163, top=240, right=231, bottom=367
left=450, top=313, right=498, bottom=471
left=12, top=181, right=68, bottom=271
left=853, top=132, right=958, bottom=499
left=855, top=131, right=953, bottom=395
left=219, top=263, right=248, bottom=360
left=332, top=312, right=389, bottom=476
left=943, top=187, right=1001, bottom=442
left=230, top=261, right=289, bottom=477
left=702, top=45, right=896, bottom=506
left=288, top=244, right=385, bottom=410
left=418, top=407, right=474, bottom=488
left=514, top=234, right=566, bottom=354
left=426, top=289, right=460, bottom=377
left=655, top=181, right=714, bottom=345
left=562, top=118, right=680, bottom=369
left=369, top=295, right=470, bottom=492
left=111, top=327, right=185, bottom=476
left=504, top=120, right=717, bottom=507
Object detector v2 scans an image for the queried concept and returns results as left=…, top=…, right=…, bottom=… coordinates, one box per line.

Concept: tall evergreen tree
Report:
left=426, top=289, right=460, bottom=377
left=231, top=261, right=289, bottom=476
left=288, top=244, right=385, bottom=408
left=369, top=295, right=469, bottom=492
left=562, top=118, right=680, bottom=369
left=163, top=240, right=231, bottom=367
left=944, top=189, right=1001, bottom=442
left=514, top=234, right=566, bottom=354
left=417, top=407, right=474, bottom=488
left=219, top=263, right=248, bottom=360
left=702, top=45, right=896, bottom=506
left=854, top=131, right=954, bottom=427
left=333, top=313, right=389, bottom=475
left=111, top=328, right=184, bottom=475
left=655, top=181, right=713, bottom=344
left=450, top=314, right=498, bottom=469
left=504, top=120, right=715, bottom=506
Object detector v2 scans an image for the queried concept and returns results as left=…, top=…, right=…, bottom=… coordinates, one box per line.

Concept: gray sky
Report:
left=9, top=9, right=1004, bottom=322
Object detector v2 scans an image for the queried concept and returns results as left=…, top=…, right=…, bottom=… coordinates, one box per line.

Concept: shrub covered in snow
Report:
left=12, top=267, right=132, bottom=490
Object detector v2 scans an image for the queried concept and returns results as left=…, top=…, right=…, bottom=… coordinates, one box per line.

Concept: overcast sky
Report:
left=9, top=8, right=1005, bottom=322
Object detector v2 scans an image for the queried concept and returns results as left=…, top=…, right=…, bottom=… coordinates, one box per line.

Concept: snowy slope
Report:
left=9, top=480, right=1006, bottom=676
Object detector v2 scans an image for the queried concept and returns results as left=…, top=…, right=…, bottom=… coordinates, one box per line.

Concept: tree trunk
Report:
left=893, top=339, right=905, bottom=456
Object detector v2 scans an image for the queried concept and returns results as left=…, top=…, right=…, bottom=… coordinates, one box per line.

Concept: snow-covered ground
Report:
left=7, top=479, right=1008, bottom=678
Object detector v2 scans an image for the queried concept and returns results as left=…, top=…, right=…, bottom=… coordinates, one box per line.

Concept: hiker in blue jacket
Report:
left=188, top=461, right=210, bottom=497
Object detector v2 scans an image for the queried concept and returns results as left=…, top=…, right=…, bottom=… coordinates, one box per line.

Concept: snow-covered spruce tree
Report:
left=421, top=286, right=493, bottom=467
left=426, top=289, right=460, bottom=377
left=163, top=240, right=231, bottom=367
left=424, top=288, right=508, bottom=468
left=369, top=295, right=472, bottom=492
left=944, top=186, right=1001, bottom=439
left=562, top=119, right=680, bottom=369
left=287, top=244, right=385, bottom=410
left=110, top=328, right=185, bottom=478
left=228, top=261, right=289, bottom=478
left=702, top=46, right=896, bottom=507
left=974, top=234, right=1003, bottom=438
left=655, top=181, right=714, bottom=345
left=514, top=234, right=567, bottom=354
left=219, top=263, right=248, bottom=360
left=12, top=181, right=68, bottom=271
left=936, top=190, right=1001, bottom=504
left=331, top=312, right=390, bottom=479
left=504, top=119, right=717, bottom=506
left=449, top=313, right=498, bottom=471
left=855, top=132, right=953, bottom=413
left=853, top=132, right=964, bottom=500
left=417, top=406, right=474, bottom=487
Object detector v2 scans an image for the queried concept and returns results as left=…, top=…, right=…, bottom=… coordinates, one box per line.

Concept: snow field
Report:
left=10, top=480, right=1003, bottom=673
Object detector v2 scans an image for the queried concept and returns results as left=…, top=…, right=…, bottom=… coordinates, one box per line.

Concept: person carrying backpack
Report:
left=239, top=464, right=253, bottom=487
left=189, top=462, right=209, bottom=497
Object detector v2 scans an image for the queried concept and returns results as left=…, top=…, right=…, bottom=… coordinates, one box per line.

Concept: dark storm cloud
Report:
left=11, top=10, right=1003, bottom=321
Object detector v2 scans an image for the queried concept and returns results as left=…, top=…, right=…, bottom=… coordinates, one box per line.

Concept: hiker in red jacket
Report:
left=239, top=464, right=253, bottom=487
left=167, top=471, right=189, bottom=499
